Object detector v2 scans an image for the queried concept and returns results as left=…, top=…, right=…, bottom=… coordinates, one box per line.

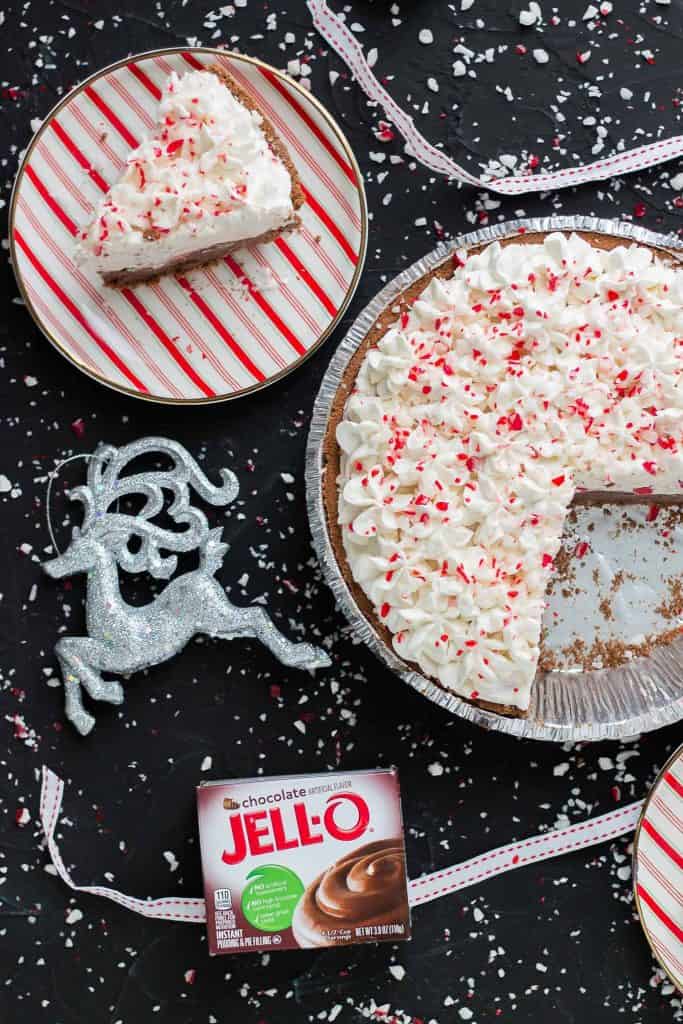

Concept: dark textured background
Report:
left=2, top=1, right=683, bottom=1021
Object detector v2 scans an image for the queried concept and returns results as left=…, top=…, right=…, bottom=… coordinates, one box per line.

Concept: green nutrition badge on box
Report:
left=196, top=768, right=411, bottom=954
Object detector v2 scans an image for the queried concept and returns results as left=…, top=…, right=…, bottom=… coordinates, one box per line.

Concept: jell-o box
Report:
left=196, top=768, right=411, bottom=954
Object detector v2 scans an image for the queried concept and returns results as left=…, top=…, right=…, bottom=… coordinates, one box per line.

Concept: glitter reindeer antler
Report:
left=69, top=437, right=239, bottom=579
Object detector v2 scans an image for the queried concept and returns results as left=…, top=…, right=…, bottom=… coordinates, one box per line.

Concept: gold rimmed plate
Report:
left=9, top=47, right=367, bottom=404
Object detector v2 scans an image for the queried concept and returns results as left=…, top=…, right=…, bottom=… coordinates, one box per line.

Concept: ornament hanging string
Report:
left=45, top=452, right=122, bottom=557
left=306, top=0, right=683, bottom=194
left=46, top=453, right=94, bottom=556
left=38, top=767, right=643, bottom=922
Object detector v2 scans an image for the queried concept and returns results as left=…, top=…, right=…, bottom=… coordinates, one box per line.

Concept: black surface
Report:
left=2, top=1, right=683, bottom=1021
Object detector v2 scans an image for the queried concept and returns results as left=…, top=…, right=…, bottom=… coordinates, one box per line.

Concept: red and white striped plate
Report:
left=634, top=744, right=683, bottom=990
left=10, top=48, right=367, bottom=404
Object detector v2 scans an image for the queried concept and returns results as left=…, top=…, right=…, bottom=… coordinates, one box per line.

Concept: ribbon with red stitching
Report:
left=40, top=767, right=206, bottom=923
left=39, top=766, right=642, bottom=921
left=409, top=799, right=642, bottom=906
left=306, top=0, right=683, bottom=195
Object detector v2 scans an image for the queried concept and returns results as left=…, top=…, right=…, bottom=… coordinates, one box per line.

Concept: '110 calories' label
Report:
left=196, top=768, right=411, bottom=954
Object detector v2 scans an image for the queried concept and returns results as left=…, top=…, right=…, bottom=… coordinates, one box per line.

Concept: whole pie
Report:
left=323, top=231, right=683, bottom=716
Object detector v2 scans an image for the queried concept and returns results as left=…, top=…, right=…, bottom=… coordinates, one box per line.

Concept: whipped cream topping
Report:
left=76, top=69, right=295, bottom=275
left=336, top=233, right=683, bottom=710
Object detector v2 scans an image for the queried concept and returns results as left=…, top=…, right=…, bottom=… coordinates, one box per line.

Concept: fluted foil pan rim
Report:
left=306, top=216, right=683, bottom=742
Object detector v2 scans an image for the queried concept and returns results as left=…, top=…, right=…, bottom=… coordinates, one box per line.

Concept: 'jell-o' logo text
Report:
left=196, top=769, right=411, bottom=954
left=221, top=793, right=370, bottom=865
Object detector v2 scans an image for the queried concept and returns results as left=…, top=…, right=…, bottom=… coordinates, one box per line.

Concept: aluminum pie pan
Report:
left=306, top=215, right=683, bottom=743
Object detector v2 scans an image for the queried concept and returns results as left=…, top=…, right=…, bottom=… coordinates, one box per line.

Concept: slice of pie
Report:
left=76, top=65, right=304, bottom=285
left=324, top=231, right=683, bottom=716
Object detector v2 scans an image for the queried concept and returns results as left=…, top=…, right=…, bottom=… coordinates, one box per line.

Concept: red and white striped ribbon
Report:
left=307, top=0, right=683, bottom=194
left=409, top=799, right=642, bottom=906
left=40, top=767, right=207, bottom=923
left=39, top=766, right=641, bottom=922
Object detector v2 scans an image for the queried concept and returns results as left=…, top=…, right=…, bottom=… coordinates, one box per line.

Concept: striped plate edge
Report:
left=634, top=742, right=683, bottom=991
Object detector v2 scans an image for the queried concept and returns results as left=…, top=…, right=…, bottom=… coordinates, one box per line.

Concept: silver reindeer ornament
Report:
left=42, top=437, right=331, bottom=735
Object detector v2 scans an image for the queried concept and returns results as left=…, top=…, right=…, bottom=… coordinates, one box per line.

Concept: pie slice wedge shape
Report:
left=76, top=65, right=304, bottom=286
